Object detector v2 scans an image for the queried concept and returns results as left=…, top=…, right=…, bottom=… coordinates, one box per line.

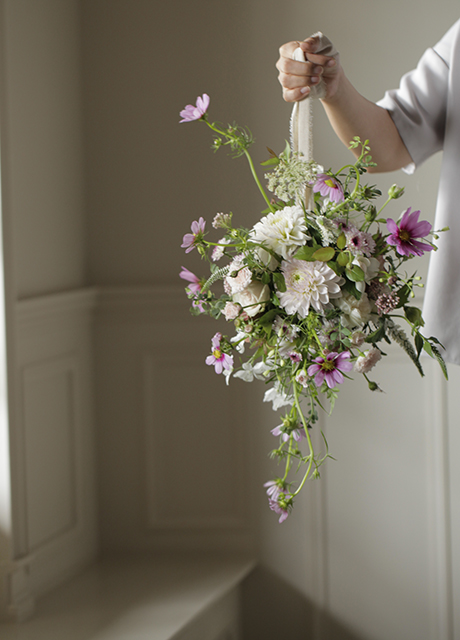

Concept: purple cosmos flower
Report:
left=386, top=207, right=433, bottom=257
left=181, top=217, right=206, bottom=253
left=307, top=351, right=353, bottom=389
left=313, top=173, right=345, bottom=203
left=205, top=332, right=234, bottom=374
left=179, top=94, right=210, bottom=123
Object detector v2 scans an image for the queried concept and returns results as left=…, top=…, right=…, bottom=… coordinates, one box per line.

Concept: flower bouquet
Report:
left=179, top=94, right=447, bottom=523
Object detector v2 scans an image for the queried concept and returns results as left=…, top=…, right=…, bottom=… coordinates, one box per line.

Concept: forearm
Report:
left=321, top=69, right=413, bottom=173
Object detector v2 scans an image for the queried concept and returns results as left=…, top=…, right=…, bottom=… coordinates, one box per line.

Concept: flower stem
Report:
left=243, top=149, right=274, bottom=210
left=292, top=383, right=315, bottom=496
left=202, top=118, right=274, bottom=211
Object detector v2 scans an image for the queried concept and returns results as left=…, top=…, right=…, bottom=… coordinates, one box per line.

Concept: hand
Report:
left=276, top=35, right=341, bottom=102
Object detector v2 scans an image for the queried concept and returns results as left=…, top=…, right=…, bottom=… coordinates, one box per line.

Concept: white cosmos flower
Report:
left=250, top=205, right=309, bottom=260
left=263, top=384, right=294, bottom=410
left=278, top=259, right=343, bottom=317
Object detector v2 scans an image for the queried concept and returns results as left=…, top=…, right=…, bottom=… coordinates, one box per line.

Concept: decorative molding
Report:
left=16, top=287, right=98, bottom=326
left=21, top=354, right=79, bottom=552
left=5, top=555, right=36, bottom=622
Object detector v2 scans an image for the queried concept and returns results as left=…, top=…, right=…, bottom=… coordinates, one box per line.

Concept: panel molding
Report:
left=7, top=287, right=98, bottom=618
left=21, top=354, right=79, bottom=552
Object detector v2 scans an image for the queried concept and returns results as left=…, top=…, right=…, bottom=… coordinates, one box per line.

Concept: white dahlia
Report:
left=278, top=259, right=343, bottom=317
left=250, top=205, right=309, bottom=260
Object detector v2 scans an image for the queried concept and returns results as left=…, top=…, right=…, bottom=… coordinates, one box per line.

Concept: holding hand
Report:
left=276, top=34, right=341, bottom=102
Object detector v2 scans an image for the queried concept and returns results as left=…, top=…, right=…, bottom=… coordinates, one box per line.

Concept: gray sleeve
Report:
left=377, top=47, right=449, bottom=174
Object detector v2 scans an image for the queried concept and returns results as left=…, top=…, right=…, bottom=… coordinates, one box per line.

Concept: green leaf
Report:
left=261, top=157, right=280, bottom=166
left=337, top=251, right=350, bottom=267
left=404, top=305, right=424, bottom=327
left=415, top=332, right=424, bottom=358
left=313, top=246, right=336, bottom=262
left=341, top=278, right=362, bottom=300
left=295, top=245, right=320, bottom=261
left=273, top=271, right=286, bottom=292
left=395, top=284, right=411, bottom=308
left=429, top=342, right=449, bottom=380
left=365, top=319, right=387, bottom=344
left=258, top=308, right=279, bottom=327
left=336, top=233, right=346, bottom=250
left=346, top=265, right=365, bottom=282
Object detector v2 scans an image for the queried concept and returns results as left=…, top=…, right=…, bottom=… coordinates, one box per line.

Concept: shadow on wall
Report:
left=241, top=565, right=366, bottom=640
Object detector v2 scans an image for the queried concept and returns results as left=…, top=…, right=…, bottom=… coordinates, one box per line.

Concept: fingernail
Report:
left=311, top=76, right=319, bottom=84
left=314, top=66, right=322, bottom=74
left=300, top=86, right=310, bottom=95
left=327, top=59, right=336, bottom=67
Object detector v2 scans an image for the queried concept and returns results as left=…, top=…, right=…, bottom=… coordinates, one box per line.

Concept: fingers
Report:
left=276, top=37, right=338, bottom=103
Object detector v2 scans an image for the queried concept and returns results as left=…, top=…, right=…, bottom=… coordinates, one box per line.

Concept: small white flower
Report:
left=354, top=347, right=382, bottom=373
left=230, top=330, right=248, bottom=353
left=212, top=237, right=230, bottom=262
left=224, top=301, right=241, bottom=321
left=223, top=367, right=232, bottom=385
left=295, top=370, right=309, bottom=388
left=224, top=255, right=252, bottom=294
left=263, top=384, right=294, bottom=411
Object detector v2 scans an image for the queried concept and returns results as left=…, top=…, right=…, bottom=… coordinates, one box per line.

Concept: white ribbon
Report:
left=290, top=32, right=339, bottom=207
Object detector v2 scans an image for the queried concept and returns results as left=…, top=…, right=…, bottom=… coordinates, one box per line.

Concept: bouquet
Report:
left=179, top=93, right=447, bottom=523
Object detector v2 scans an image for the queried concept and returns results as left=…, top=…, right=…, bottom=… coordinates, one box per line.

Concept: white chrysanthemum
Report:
left=251, top=205, right=309, bottom=259
left=278, top=259, right=343, bottom=317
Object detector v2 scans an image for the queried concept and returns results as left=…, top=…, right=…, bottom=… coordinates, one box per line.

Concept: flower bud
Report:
left=388, top=184, right=405, bottom=199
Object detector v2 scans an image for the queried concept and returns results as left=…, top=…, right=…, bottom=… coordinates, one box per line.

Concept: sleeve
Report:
left=376, top=23, right=458, bottom=173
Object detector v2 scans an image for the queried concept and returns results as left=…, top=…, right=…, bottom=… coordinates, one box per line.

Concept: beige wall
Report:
left=2, top=0, right=86, bottom=299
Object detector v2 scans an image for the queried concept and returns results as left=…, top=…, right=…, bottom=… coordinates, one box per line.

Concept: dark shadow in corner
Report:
left=241, top=564, right=368, bottom=640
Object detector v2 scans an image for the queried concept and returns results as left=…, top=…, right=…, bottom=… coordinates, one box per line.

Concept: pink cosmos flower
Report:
left=181, top=217, right=206, bottom=253
left=264, top=480, right=283, bottom=500
left=179, top=266, right=201, bottom=295
left=205, top=332, right=234, bottom=374
left=179, top=94, right=210, bottom=123
left=268, top=494, right=290, bottom=523
left=313, top=173, right=345, bottom=203
left=179, top=266, right=205, bottom=312
left=386, top=207, right=433, bottom=257
left=271, top=424, right=305, bottom=442
left=307, top=351, right=353, bottom=389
